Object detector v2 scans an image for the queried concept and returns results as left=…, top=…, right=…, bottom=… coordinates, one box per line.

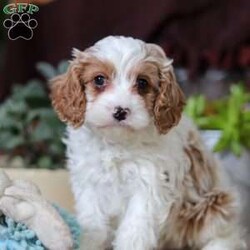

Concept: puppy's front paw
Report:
left=113, top=228, right=156, bottom=250
left=113, top=239, right=147, bottom=250
left=80, top=240, right=106, bottom=250
left=80, top=229, right=108, bottom=250
left=202, top=239, right=247, bottom=250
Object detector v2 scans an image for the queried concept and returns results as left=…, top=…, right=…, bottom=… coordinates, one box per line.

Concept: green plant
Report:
left=185, top=84, right=250, bottom=156
left=0, top=61, right=69, bottom=169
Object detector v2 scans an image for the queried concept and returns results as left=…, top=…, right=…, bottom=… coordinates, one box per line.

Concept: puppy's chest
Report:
left=70, top=135, right=178, bottom=215
left=99, top=144, right=162, bottom=179
left=104, top=144, right=176, bottom=203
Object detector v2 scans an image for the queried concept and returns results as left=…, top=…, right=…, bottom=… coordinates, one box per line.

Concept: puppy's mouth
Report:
left=96, top=122, right=134, bottom=131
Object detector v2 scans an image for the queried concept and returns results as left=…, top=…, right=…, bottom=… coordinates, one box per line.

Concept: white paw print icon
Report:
left=3, top=13, right=38, bottom=40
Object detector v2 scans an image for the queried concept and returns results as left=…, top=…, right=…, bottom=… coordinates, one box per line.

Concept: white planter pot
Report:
left=201, top=130, right=250, bottom=244
left=201, top=130, right=250, bottom=187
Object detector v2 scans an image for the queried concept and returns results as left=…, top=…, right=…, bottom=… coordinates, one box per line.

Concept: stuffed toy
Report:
left=0, top=170, right=80, bottom=250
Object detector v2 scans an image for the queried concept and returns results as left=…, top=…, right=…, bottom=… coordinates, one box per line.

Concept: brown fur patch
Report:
left=184, top=131, right=218, bottom=195
left=154, top=68, right=185, bottom=134
left=129, top=62, right=159, bottom=115
left=129, top=58, right=185, bottom=130
left=50, top=56, right=115, bottom=127
left=161, top=191, right=236, bottom=249
left=130, top=62, right=160, bottom=89
left=50, top=62, right=86, bottom=127
left=80, top=57, right=115, bottom=98
left=80, top=58, right=115, bottom=83
left=159, top=131, right=236, bottom=249
left=144, top=43, right=186, bottom=134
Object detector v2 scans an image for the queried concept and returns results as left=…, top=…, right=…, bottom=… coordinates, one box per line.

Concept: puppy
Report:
left=50, top=36, right=245, bottom=250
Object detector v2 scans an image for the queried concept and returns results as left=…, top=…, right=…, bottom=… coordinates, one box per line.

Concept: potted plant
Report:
left=0, top=61, right=69, bottom=169
left=185, top=84, right=250, bottom=186
left=0, top=61, right=74, bottom=211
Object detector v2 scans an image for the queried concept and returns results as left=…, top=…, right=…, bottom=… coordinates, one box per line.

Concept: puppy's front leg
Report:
left=78, top=188, right=109, bottom=250
left=113, top=193, right=158, bottom=250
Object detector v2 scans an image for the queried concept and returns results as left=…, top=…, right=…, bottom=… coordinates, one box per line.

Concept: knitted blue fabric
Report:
left=0, top=205, right=81, bottom=250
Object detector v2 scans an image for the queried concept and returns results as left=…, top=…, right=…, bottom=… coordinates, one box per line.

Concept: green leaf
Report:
left=31, top=122, right=55, bottom=142
left=49, top=142, right=64, bottom=155
left=12, top=81, right=46, bottom=100
left=0, top=71, right=66, bottom=169
left=37, top=156, right=52, bottom=169
left=184, top=95, right=206, bottom=121
left=187, top=83, right=250, bottom=156
left=0, top=134, right=25, bottom=150
left=230, top=140, right=242, bottom=157
left=36, top=62, right=57, bottom=79
left=57, top=60, right=69, bottom=74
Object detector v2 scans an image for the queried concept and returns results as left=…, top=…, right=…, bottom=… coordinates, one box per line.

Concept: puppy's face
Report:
left=51, top=36, right=185, bottom=134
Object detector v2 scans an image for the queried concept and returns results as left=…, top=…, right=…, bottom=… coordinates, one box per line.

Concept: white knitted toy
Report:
left=0, top=170, right=74, bottom=250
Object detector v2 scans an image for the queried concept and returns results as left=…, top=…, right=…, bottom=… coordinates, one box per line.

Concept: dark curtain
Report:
left=0, top=0, right=249, bottom=100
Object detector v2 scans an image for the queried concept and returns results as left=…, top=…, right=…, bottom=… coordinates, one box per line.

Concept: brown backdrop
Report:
left=0, top=0, right=249, bottom=101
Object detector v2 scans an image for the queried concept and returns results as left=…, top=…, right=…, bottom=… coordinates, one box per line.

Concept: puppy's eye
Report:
left=137, top=78, right=148, bottom=90
left=94, top=75, right=106, bottom=87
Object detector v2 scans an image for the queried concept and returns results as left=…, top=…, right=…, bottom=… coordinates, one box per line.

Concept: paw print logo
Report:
left=3, top=13, right=38, bottom=40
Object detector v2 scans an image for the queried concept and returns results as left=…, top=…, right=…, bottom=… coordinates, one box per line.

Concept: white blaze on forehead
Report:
left=92, top=36, right=145, bottom=62
left=87, top=36, right=147, bottom=87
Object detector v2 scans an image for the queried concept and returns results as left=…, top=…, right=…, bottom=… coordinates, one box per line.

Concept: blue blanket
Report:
left=0, top=205, right=81, bottom=250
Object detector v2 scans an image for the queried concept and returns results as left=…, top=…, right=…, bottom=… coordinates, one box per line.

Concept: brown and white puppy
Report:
left=51, top=36, right=245, bottom=250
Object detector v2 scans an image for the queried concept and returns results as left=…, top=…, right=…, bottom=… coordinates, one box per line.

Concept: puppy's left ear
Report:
left=147, top=44, right=185, bottom=134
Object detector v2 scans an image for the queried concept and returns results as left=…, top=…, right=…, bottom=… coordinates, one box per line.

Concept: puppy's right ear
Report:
left=50, top=50, right=86, bottom=127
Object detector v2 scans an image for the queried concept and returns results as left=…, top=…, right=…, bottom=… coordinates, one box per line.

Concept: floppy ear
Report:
left=50, top=56, right=86, bottom=128
left=147, top=44, right=185, bottom=134
left=154, top=67, right=185, bottom=134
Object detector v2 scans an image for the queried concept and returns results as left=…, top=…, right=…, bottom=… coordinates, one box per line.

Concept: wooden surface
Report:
left=4, top=168, right=75, bottom=212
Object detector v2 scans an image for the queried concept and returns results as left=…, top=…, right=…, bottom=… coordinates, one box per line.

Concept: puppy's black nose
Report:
left=113, top=106, right=129, bottom=121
